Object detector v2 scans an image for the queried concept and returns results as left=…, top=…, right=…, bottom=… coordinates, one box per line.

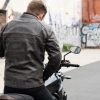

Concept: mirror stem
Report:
left=64, top=51, right=71, bottom=61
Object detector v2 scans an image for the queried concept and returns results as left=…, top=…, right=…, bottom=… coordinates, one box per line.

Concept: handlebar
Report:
left=61, top=63, right=80, bottom=67
left=66, top=64, right=80, bottom=67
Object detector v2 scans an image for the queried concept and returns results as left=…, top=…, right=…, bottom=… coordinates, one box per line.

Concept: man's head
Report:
left=27, top=0, right=47, bottom=20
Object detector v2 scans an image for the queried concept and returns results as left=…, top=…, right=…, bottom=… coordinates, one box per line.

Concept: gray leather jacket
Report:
left=0, top=13, right=62, bottom=88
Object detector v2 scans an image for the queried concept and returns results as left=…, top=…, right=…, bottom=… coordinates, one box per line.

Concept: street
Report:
left=63, top=61, right=100, bottom=100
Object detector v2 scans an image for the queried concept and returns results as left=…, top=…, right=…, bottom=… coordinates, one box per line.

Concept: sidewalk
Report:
left=0, top=49, right=100, bottom=93
left=60, top=49, right=100, bottom=72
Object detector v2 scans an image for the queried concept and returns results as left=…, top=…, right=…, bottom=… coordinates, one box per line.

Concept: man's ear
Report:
left=37, top=13, right=45, bottom=20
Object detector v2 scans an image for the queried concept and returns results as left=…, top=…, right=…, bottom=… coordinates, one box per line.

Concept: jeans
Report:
left=4, top=85, right=54, bottom=100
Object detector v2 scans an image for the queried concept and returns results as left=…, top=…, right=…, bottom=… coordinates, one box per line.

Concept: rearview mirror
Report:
left=70, top=46, right=81, bottom=54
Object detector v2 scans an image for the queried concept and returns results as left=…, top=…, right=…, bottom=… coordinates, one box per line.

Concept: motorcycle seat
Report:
left=0, top=94, right=34, bottom=100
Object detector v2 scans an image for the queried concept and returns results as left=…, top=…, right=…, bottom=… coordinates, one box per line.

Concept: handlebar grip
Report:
left=67, top=64, right=80, bottom=67
left=61, top=63, right=80, bottom=67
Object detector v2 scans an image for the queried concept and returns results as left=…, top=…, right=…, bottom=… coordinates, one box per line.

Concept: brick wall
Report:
left=82, top=0, right=100, bottom=23
left=0, top=9, right=6, bottom=30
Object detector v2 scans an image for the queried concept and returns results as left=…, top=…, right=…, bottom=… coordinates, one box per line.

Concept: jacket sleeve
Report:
left=43, top=27, right=62, bottom=81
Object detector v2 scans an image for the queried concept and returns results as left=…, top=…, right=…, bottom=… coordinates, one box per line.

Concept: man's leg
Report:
left=30, top=85, right=54, bottom=100
left=4, top=85, right=54, bottom=100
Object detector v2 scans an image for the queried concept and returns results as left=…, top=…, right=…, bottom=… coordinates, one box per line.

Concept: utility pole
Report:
left=2, top=0, right=10, bottom=10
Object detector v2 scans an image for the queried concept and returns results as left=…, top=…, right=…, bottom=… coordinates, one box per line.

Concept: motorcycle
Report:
left=0, top=46, right=81, bottom=100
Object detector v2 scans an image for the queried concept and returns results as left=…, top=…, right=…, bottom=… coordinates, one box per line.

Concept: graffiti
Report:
left=55, top=24, right=81, bottom=48
left=93, top=15, right=100, bottom=22
left=44, top=0, right=82, bottom=48
left=82, top=24, right=100, bottom=46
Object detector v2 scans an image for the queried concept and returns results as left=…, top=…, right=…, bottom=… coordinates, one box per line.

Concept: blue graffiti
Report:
left=82, top=24, right=100, bottom=46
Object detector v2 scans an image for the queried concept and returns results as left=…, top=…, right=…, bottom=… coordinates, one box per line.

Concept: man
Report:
left=0, top=0, right=62, bottom=100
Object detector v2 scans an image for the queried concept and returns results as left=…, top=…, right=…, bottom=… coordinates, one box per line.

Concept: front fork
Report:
left=52, top=89, right=67, bottom=100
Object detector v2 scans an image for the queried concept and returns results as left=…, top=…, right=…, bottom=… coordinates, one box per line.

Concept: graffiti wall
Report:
left=82, top=24, right=100, bottom=47
left=82, top=0, right=100, bottom=47
left=45, top=0, right=82, bottom=48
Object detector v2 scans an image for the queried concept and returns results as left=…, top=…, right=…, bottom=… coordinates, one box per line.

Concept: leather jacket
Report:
left=0, top=13, right=62, bottom=88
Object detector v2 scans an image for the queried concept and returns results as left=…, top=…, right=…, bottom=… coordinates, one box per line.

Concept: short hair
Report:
left=27, top=0, right=47, bottom=16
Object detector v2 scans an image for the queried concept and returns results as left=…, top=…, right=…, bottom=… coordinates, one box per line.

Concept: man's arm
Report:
left=43, top=27, right=62, bottom=81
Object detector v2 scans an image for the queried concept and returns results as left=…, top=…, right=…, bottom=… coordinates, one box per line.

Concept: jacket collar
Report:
left=21, top=12, right=38, bottom=20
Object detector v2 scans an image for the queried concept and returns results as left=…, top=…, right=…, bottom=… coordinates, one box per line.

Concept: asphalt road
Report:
left=63, top=61, right=100, bottom=100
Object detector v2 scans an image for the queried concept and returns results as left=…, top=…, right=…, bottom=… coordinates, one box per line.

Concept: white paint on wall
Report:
left=7, top=0, right=31, bottom=13
left=0, top=0, right=6, bottom=8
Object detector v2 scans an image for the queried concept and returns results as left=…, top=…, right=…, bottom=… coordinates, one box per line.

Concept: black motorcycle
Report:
left=0, top=46, right=81, bottom=100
